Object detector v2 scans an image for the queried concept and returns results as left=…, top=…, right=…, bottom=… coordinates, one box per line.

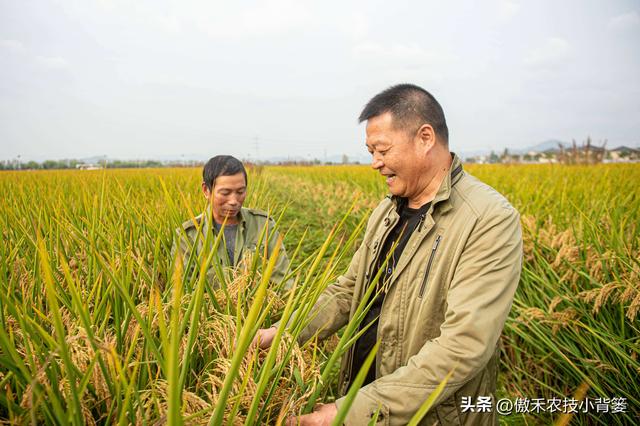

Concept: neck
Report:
left=214, top=214, right=239, bottom=226
left=408, top=152, right=452, bottom=209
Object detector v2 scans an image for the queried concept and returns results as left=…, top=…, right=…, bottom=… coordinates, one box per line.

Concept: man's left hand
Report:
left=286, top=403, right=337, bottom=426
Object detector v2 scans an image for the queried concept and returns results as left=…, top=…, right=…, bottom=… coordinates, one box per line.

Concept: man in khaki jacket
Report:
left=259, top=84, right=523, bottom=425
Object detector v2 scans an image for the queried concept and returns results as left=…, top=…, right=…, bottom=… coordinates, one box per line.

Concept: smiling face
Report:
left=202, top=172, right=247, bottom=225
left=365, top=112, right=438, bottom=207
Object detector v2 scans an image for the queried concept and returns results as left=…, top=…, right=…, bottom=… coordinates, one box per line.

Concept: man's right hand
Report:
left=253, top=326, right=277, bottom=349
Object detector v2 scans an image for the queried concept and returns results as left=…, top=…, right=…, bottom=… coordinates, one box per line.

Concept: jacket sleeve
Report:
left=264, top=218, right=294, bottom=290
left=336, top=206, right=523, bottom=425
left=292, top=238, right=366, bottom=344
left=170, top=226, right=198, bottom=280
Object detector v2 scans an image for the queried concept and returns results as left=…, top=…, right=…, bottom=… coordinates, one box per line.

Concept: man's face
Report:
left=202, top=172, right=247, bottom=224
left=365, top=112, right=431, bottom=201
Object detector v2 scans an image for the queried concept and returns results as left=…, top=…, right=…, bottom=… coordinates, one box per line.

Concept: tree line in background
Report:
left=0, top=158, right=352, bottom=171
left=0, top=159, right=196, bottom=171
left=4, top=137, right=638, bottom=170
left=467, top=137, right=639, bottom=165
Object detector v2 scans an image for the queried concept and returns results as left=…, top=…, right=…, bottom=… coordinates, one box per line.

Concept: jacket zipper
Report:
left=419, top=235, right=442, bottom=298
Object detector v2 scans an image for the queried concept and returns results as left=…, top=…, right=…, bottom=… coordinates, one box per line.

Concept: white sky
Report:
left=1, top=0, right=639, bottom=162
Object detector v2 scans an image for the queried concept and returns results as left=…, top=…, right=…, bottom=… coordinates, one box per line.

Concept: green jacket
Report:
left=171, top=206, right=291, bottom=288
left=299, top=155, right=523, bottom=425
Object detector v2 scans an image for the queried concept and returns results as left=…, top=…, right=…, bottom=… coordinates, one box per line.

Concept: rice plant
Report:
left=1, top=163, right=638, bottom=424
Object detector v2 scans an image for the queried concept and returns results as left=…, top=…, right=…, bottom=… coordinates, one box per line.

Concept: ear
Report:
left=416, top=124, right=436, bottom=152
left=201, top=181, right=211, bottom=199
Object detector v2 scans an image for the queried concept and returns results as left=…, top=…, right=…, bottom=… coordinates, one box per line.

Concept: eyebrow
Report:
left=217, top=186, right=246, bottom=192
left=366, top=140, right=390, bottom=150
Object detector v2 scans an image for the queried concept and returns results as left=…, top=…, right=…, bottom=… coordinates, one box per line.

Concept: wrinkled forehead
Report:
left=365, top=113, right=411, bottom=149
left=213, top=173, right=247, bottom=190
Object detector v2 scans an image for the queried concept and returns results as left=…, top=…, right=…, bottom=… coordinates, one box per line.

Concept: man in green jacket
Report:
left=172, top=155, right=291, bottom=289
left=258, top=84, right=523, bottom=425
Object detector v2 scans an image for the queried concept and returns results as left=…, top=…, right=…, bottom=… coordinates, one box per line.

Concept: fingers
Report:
left=285, top=416, right=297, bottom=426
left=260, top=326, right=277, bottom=349
left=284, top=404, right=335, bottom=426
left=286, top=414, right=306, bottom=426
left=250, top=326, right=278, bottom=350
left=250, top=332, right=261, bottom=349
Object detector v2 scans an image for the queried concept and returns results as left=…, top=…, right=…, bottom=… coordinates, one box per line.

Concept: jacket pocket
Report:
left=419, top=235, right=442, bottom=298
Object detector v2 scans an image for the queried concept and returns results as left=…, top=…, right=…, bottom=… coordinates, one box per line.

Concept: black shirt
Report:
left=350, top=199, right=432, bottom=386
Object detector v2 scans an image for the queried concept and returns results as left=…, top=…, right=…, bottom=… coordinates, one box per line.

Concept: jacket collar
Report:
left=376, top=153, right=463, bottom=286
left=432, top=152, right=463, bottom=213
left=387, top=152, right=464, bottom=213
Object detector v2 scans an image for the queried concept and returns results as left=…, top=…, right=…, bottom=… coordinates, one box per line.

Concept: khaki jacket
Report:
left=171, top=207, right=291, bottom=288
left=299, top=155, right=522, bottom=425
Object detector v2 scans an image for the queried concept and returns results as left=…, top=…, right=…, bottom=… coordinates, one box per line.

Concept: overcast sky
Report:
left=1, top=0, right=639, bottom=162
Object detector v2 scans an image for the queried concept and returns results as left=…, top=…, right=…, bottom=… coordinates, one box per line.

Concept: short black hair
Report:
left=202, top=155, right=247, bottom=190
left=358, top=83, right=449, bottom=145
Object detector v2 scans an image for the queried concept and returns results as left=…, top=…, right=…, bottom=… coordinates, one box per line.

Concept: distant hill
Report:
left=510, top=139, right=570, bottom=154
left=459, top=140, right=571, bottom=160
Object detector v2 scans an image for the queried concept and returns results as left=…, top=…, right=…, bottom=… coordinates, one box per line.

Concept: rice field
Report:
left=1, top=163, right=638, bottom=424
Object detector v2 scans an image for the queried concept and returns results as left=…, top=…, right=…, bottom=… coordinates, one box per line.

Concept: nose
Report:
left=371, top=152, right=384, bottom=170
left=226, top=192, right=242, bottom=207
